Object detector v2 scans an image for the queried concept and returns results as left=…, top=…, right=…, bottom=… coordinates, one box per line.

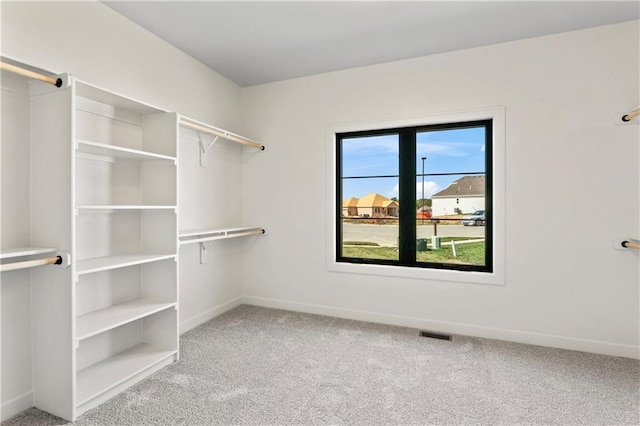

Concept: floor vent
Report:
left=419, top=330, right=452, bottom=341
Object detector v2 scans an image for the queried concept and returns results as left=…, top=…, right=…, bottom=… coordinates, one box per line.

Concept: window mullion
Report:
left=398, top=129, right=416, bottom=265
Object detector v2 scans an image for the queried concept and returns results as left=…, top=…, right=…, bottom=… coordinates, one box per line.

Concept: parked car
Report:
left=461, top=210, right=485, bottom=226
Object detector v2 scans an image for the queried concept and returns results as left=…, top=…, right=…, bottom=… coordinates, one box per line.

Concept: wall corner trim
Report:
left=1, top=391, right=33, bottom=422
left=179, top=297, right=242, bottom=334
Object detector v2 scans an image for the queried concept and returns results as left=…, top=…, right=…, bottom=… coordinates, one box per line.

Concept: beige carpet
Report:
left=4, top=305, right=639, bottom=425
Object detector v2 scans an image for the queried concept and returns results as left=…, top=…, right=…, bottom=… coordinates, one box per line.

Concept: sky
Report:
left=341, top=126, right=486, bottom=201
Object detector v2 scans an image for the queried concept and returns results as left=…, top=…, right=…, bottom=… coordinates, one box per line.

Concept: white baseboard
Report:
left=180, top=297, right=242, bottom=334
left=242, top=296, right=640, bottom=360
left=1, top=391, right=32, bottom=422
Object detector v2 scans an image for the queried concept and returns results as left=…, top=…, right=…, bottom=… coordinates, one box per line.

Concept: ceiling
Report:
left=103, top=1, right=640, bottom=87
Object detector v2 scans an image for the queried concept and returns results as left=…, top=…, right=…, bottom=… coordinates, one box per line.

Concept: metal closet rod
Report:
left=180, top=119, right=265, bottom=151
left=0, top=255, right=62, bottom=273
left=0, top=61, right=63, bottom=88
left=622, top=108, right=640, bottom=122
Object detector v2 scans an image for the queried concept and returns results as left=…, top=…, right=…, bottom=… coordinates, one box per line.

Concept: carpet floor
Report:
left=3, top=305, right=639, bottom=425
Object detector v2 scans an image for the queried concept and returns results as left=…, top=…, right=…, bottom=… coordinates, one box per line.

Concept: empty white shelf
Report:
left=0, top=247, right=57, bottom=259
left=76, top=140, right=176, bottom=162
left=76, top=343, right=176, bottom=406
left=76, top=299, right=176, bottom=341
left=76, top=254, right=176, bottom=276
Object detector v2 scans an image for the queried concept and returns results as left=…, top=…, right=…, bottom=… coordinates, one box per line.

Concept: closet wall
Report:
left=1, top=2, right=245, bottom=420
left=0, top=70, right=34, bottom=420
left=241, top=21, right=640, bottom=358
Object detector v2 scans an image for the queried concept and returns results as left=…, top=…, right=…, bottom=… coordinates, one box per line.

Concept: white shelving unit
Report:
left=75, top=253, right=177, bottom=276
left=76, top=343, right=176, bottom=409
left=29, top=78, right=179, bottom=421
left=6, top=61, right=263, bottom=422
left=72, top=81, right=178, bottom=418
left=76, top=140, right=177, bottom=162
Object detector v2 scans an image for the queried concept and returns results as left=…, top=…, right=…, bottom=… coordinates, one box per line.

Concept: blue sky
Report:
left=341, top=126, right=486, bottom=200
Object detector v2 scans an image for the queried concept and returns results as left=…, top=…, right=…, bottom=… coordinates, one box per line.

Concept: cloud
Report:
left=417, top=181, right=441, bottom=199
left=389, top=181, right=441, bottom=199
left=417, top=141, right=480, bottom=158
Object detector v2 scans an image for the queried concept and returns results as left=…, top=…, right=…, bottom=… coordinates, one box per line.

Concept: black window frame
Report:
left=336, top=119, right=493, bottom=273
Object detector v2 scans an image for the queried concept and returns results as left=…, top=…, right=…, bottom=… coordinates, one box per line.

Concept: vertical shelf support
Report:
left=198, top=133, right=219, bottom=167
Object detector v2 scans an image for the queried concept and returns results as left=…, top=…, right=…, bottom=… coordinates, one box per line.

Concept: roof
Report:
left=382, top=200, right=399, bottom=208
left=342, top=197, right=359, bottom=207
left=356, top=193, right=393, bottom=208
left=432, top=176, right=485, bottom=198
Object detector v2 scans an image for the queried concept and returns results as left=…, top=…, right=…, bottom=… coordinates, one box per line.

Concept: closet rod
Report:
left=181, top=228, right=265, bottom=245
left=0, top=255, right=62, bottom=273
left=180, top=120, right=265, bottom=151
left=0, top=61, right=62, bottom=88
left=621, top=240, right=640, bottom=250
left=622, top=108, right=640, bottom=122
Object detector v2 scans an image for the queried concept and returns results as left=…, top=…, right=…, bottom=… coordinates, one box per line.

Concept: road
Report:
left=342, top=222, right=484, bottom=246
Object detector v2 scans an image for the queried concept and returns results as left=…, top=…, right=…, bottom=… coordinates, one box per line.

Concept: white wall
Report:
left=241, top=21, right=640, bottom=358
left=1, top=2, right=244, bottom=420
left=0, top=2, right=240, bottom=131
left=0, top=71, right=34, bottom=421
left=432, top=196, right=485, bottom=217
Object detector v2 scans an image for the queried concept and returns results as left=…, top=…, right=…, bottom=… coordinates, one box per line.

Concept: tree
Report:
left=417, top=198, right=432, bottom=209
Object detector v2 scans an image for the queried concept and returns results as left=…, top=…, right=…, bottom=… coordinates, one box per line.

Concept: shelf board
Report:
left=76, top=299, right=176, bottom=341
left=76, top=140, right=176, bottom=162
left=179, top=226, right=264, bottom=246
left=76, top=81, right=165, bottom=116
left=179, top=226, right=262, bottom=239
left=76, top=205, right=176, bottom=211
left=76, top=343, right=176, bottom=406
left=76, top=254, right=176, bottom=276
left=0, top=246, right=57, bottom=260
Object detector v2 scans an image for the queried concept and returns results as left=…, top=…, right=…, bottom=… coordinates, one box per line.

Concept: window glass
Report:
left=337, top=120, right=492, bottom=272
left=339, top=134, right=399, bottom=262
left=416, top=126, right=488, bottom=269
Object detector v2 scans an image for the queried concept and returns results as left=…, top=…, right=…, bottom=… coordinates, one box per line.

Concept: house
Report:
left=343, top=193, right=399, bottom=218
left=1, top=2, right=638, bottom=424
left=431, top=176, right=485, bottom=216
left=342, top=196, right=359, bottom=217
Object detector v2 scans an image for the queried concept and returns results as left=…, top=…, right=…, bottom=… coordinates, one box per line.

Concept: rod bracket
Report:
left=56, top=251, right=71, bottom=268
left=614, top=106, right=640, bottom=125
left=199, top=242, right=207, bottom=264
left=198, top=133, right=219, bottom=167
left=55, top=73, right=71, bottom=88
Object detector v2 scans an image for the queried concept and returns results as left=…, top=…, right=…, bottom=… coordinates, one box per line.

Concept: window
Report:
left=336, top=119, right=493, bottom=273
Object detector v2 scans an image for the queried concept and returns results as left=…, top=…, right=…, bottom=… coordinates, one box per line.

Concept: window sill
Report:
left=327, top=259, right=505, bottom=286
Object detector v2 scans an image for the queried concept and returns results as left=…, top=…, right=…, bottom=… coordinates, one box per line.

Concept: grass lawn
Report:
left=342, top=240, right=485, bottom=265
